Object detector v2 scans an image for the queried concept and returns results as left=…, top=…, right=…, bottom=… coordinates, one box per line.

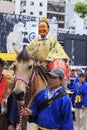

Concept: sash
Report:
left=29, top=90, right=67, bottom=123
left=38, top=90, right=67, bottom=111
left=34, top=125, right=59, bottom=130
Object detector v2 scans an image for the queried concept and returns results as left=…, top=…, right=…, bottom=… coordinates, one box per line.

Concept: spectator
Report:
left=84, top=67, right=87, bottom=82
left=75, top=68, right=83, bottom=76
left=0, top=58, right=19, bottom=130
left=67, top=66, right=76, bottom=121
left=69, top=67, right=76, bottom=84
left=68, top=72, right=87, bottom=130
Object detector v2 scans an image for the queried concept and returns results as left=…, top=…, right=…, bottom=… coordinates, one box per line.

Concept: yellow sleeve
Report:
left=46, top=38, right=69, bottom=61
left=26, top=40, right=39, bottom=51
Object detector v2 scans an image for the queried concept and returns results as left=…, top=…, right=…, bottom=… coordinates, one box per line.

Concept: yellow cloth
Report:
left=75, top=95, right=81, bottom=103
left=34, top=125, right=58, bottom=130
left=26, top=38, right=69, bottom=62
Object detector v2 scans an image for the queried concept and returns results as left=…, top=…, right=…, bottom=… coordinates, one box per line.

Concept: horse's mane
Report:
left=17, top=49, right=30, bottom=62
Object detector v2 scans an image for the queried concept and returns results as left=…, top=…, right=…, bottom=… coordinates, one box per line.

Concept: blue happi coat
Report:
left=68, top=81, right=87, bottom=108
left=29, top=87, right=73, bottom=130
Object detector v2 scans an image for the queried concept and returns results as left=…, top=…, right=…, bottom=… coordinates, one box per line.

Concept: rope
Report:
left=16, top=101, right=24, bottom=130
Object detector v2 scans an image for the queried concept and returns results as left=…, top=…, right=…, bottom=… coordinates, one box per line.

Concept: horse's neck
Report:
left=33, top=71, right=46, bottom=93
left=25, top=72, right=47, bottom=107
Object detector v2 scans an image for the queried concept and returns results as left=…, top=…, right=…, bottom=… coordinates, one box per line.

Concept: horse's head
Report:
left=13, top=50, right=34, bottom=101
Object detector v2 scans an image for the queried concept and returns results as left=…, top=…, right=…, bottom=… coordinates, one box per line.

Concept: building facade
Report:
left=0, top=0, right=87, bottom=34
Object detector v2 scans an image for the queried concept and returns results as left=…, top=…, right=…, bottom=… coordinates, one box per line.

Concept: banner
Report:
left=0, top=13, right=58, bottom=61
left=0, top=53, right=17, bottom=61
left=0, top=13, right=39, bottom=60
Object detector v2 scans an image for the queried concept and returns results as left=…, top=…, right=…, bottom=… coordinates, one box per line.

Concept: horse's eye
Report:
left=13, top=65, right=16, bottom=71
left=28, top=65, right=32, bottom=70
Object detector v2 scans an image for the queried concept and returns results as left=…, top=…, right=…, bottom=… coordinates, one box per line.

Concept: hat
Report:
left=71, top=66, right=76, bottom=71
left=47, top=68, right=64, bottom=79
left=78, top=72, right=86, bottom=77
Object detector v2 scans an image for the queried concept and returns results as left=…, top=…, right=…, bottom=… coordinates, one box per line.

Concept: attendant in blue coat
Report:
left=22, top=68, right=73, bottom=130
left=68, top=72, right=87, bottom=130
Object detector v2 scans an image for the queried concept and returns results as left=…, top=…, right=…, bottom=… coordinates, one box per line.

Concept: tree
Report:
left=74, top=2, right=87, bottom=18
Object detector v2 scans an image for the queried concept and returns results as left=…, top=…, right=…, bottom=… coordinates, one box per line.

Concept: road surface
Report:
left=27, top=121, right=87, bottom=130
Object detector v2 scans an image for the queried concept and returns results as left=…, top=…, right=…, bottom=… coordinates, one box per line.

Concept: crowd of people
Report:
left=0, top=16, right=87, bottom=130
left=67, top=66, right=87, bottom=130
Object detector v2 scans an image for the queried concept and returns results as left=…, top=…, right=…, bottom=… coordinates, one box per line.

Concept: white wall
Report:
left=0, top=1, right=15, bottom=13
left=75, top=14, right=87, bottom=34
left=26, top=0, right=47, bottom=18
left=15, top=0, right=20, bottom=14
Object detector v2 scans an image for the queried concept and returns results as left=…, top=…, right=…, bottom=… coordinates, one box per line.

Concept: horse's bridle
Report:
left=14, top=60, right=36, bottom=91
left=14, top=77, right=29, bottom=86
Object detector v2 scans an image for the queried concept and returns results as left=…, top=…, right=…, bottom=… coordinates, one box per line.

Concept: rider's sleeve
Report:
left=26, top=40, right=39, bottom=51
left=46, top=38, right=69, bottom=61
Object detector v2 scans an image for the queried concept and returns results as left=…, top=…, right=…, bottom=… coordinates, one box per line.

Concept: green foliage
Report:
left=74, top=2, right=87, bottom=18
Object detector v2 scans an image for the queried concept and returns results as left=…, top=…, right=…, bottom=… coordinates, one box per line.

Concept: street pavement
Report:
left=27, top=121, right=86, bottom=130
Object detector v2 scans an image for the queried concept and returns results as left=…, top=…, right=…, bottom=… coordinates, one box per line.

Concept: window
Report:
left=39, top=11, right=43, bottom=15
left=30, top=12, right=34, bottom=15
left=39, top=2, right=43, bottom=6
left=59, top=23, right=64, bottom=28
left=30, top=1, right=34, bottom=5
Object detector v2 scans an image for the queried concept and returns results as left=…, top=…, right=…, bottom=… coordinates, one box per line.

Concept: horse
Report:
left=12, top=49, right=47, bottom=130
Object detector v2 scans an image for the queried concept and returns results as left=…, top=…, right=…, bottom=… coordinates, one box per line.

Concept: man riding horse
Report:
left=26, top=17, right=69, bottom=81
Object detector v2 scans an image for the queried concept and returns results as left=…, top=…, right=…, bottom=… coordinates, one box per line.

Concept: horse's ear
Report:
left=12, top=43, right=20, bottom=55
left=27, top=50, right=34, bottom=59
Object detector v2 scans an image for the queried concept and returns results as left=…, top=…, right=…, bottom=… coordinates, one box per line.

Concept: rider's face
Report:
left=38, top=22, right=49, bottom=38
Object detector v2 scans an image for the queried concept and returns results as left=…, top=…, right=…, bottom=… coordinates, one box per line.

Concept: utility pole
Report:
left=71, top=39, right=74, bottom=65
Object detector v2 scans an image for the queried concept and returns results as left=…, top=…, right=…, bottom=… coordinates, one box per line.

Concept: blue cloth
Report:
left=67, top=76, right=77, bottom=91
left=29, top=87, right=73, bottom=130
left=74, top=77, right=79, bottom=83
left=0, top=94, right=19, bottom=127
left=68, top=81, right=87, bottom=108
left=7, top=94, right=19, bottom=127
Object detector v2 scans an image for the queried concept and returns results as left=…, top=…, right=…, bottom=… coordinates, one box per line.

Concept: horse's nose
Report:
left=13, top=91, right=25, bottom=101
